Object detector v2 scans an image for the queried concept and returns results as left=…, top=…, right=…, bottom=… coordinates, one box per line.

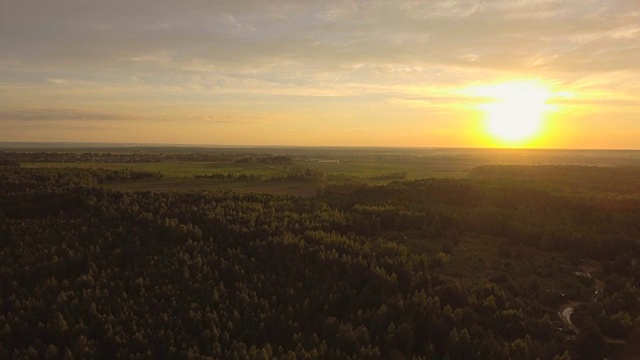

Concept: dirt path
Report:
left=558, top=265, right=604, bottom=335
left=559, top=301, right=582, bottom=334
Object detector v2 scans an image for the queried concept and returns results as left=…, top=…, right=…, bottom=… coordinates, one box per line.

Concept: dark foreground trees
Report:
left=1, top=166, right=639, bottom=359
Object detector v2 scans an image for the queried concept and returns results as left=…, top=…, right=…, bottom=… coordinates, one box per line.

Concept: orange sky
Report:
left=1, top=1, right=639, bottom=149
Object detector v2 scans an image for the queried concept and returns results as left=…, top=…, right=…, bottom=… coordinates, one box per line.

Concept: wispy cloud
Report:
left=386, top=98, right=434, bottom=109
left=0, top=109, right=127, bottom=122
left=3, top=0, right=638, bottom=74
left=198, top=115, right=271, bottom=124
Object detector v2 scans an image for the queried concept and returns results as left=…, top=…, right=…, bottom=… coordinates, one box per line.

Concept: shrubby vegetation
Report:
left=193, top=173, right=263, bottom=181
left=368, top=172, right=408, bottom=181
left=1, top=164, right=640, bottom=359
left=0, top=151, right=295, bottom=165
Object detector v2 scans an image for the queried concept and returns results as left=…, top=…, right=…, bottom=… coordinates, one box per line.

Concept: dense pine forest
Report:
left=2, top=161, right=640, bottom=359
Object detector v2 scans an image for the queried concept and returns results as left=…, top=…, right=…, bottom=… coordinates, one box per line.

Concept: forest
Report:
left=1, top=155, right=640, bottom=359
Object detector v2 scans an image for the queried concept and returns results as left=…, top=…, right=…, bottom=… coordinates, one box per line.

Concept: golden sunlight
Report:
left=474, top=81, right=555, bottom=146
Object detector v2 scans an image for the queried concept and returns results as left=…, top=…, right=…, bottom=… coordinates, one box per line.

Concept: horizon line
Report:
left=0, top=141, right=639, bottom=152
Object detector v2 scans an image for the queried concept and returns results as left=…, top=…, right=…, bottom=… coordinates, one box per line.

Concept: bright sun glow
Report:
left=474, top=81, right=555, bottom=146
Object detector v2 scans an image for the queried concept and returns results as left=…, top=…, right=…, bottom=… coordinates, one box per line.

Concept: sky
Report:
left=1, top=0, right=639, bottom=148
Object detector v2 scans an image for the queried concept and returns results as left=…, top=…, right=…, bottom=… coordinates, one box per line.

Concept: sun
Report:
left=474, top=81, right=554, bottom=146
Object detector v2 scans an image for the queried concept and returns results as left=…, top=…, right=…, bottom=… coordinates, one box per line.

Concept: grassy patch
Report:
left=22, top=162, right=289, bottom=179
left=296, top=160, right=468, bottom=180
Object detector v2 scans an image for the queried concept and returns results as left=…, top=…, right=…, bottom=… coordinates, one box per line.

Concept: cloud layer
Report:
left=1, top=0, right=639, bottom=147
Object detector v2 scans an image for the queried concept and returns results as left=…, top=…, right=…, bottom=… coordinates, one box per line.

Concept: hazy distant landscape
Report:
left=4, top=145, right=640, bottom=196
left=2, top=145, right=640, bottom=359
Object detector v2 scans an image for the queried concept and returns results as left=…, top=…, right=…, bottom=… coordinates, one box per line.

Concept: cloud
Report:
left=198, top=115, right=270, bottom=124
left=0, top=109, right=127, bottom=122
left=386, top=98, right=433, bottom=109
left=48, top=78, right=71, bottom=85
left=2, top=0, right=638, bottom=76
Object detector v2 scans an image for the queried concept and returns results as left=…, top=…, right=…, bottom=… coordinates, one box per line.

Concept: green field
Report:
left=297, top=160, right=468, bottom=179
left=16, top=160, right=464, bottom=196
left=22, top=162, right=290, bottom=179
left=23, top=160, right=468, bottom=180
